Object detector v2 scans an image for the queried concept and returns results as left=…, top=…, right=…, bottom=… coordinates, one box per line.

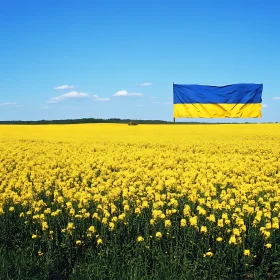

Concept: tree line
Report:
left=0, top=118, right=271, bottom=125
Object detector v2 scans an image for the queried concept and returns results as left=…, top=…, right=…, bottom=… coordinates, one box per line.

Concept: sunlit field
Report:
left=0, top=124, right=280, bottom=280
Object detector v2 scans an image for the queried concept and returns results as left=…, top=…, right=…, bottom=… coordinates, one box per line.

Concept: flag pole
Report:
left=173, top=82, right=175, bottom=123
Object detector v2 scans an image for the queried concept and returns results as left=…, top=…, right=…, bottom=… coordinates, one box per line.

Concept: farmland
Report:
left=0, top=124, right=280, bottom=279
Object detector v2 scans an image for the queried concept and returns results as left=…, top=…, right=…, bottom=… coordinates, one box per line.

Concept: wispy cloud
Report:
left=139, top=82, right=153, bottom=87
left=0, top=102, right=17, bottom=106
left=93, top=95, right=110, bottom=101
left=54, top=85, right=75, bottom=90
left=113, top=90, right=143, bottom=97
left=48, top=91, right=90, bottom=103
left=0, top=102, right=21, bottom=107
left=152, top=101, right=172, bottom=105
left=262, top=104, right=268, bottom=108
left=272, top=97, right=280, bottom=100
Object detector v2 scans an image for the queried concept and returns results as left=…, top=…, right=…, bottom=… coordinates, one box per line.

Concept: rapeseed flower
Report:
left=137, top=236, right=144, bottom=242
left=244, top=250, right=250, bottom=256
left=200, top=226, right=208, bottom=234
left=180, top=219, right=187, bottom=227
left=97, top=238, right=103, bottom=245
left=229, top=235, right=237, bottom=245
left=165, top=219, right=172, bottom=228
left=156, top=232, right=162, bottom=239
left=203, top=251, right=213, bottom=257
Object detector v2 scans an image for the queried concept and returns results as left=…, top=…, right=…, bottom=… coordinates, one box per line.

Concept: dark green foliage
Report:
left=1, top=206, right=279, bottom=280
left=0, top=118, right=245, bottom=125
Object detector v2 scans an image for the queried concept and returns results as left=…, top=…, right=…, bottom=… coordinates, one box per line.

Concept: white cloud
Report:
left=262, top=104, right=268, bottom=108
left=55, top=85, right=75, bottom=90
left=0, top=102, right=21, bottom=108
left=92, top=95, right=110, bottom=101
left=152, top=101, right=172, bottom=105
left=0, top=102, right=17, bottom=106
left=48, top=91, right=90, bottom=103
left=272, top=97, right=280, bottom=100
left=113, top=90, right=143, bottom=97
left=95, top=97, right=110, bottom=101
left=139, top=82, right=153, bottom=87
left=38, top=106, right=49, bottom=110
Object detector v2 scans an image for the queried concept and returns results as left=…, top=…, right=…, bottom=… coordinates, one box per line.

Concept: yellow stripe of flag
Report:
left=174, top=103, right=262, bottom=118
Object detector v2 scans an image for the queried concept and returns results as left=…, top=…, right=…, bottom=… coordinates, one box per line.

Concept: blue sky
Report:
left=0, top=0, right=279, bottom=122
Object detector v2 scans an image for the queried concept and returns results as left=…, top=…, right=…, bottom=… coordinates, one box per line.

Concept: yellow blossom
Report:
left=244, top=249, right=250, bottom=256
left=180, top=219, right=187, bottom=227
left=38, top=251, right=44, bottom=256
left=97, top=238, right=103, bottom=245
left=200, top=226, right=208, bottom=234
left=41, top=221, right=49, bottom=231
left=189, top=216, right=198, bottom=228
left=229, top=235, right=237, bottom=245
left=137, top=236, right=144, bottom=242
left=88, top=226, right=96, bottom=233
left=109, top=222, right=115, bottom=231
left=165, top=219, right=172, bottom=228
left=155, top=232, right=162, bottom=239
left=203, top=251, right=213, bottom=257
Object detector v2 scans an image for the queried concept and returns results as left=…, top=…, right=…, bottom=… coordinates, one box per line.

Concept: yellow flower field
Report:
left=0, top=123, right=280, bottom=279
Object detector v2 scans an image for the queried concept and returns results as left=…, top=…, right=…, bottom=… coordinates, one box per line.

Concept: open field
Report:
left=0, top=124, right=280, bottom=279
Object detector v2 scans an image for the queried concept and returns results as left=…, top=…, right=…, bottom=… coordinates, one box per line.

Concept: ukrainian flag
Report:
left=173, top=84, right=263, bottom=118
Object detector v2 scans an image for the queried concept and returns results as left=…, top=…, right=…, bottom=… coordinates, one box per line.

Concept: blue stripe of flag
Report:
left=173, top=84, right=263, bottom=104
